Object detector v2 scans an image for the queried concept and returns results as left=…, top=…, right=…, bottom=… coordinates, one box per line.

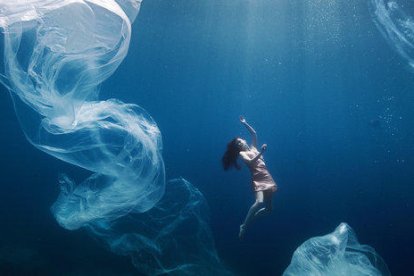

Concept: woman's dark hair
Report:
left=222, top=138, right=242, bottom=171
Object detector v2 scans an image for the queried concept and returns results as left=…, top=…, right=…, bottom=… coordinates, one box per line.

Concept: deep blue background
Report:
left=1, top=0, right=414, bottom=275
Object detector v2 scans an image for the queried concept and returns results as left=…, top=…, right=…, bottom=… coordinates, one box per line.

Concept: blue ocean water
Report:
left=1, top=0, right=413, bottom=275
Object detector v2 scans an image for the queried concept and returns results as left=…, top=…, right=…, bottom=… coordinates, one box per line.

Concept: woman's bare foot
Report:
left=239, top=224, right=246, bottom=240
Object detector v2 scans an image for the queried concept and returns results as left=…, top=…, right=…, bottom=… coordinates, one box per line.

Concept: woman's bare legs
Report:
left=239, top=190, right=274, bottom=239
left=239, top=191, right=264, bottom=239
left=254, top=190, right=273, bottom=217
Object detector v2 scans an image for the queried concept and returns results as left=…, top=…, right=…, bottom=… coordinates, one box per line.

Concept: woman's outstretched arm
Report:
left=240, top=116, right=257, bottom=148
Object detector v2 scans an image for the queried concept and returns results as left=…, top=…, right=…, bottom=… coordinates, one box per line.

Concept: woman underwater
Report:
left=222, top=116, right=277, bottom=239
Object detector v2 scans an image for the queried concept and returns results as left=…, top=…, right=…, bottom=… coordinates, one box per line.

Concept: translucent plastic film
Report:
left=283, top=223, right=390, bottom=276
left=90, top=178, right=230, bottom=275
left=371, top=0, right=414, bottom=68
left=0, top=0, right=163, bottom=228
left=0, top=1, right=228, bottom=274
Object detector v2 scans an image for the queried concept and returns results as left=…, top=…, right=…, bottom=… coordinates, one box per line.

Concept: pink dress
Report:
left=246, top=148, right=277, bottom=192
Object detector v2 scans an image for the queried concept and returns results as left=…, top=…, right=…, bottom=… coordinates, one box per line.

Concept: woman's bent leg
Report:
left=239, top=191, right=264, bottom=239
left=254, top=190, right=274, bottom=217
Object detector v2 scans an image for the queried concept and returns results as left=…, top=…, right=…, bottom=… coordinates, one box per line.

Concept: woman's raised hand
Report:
left=240, top=115, right=246, bottom=124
